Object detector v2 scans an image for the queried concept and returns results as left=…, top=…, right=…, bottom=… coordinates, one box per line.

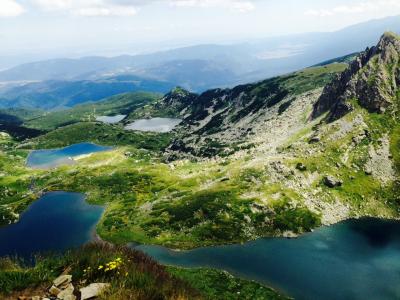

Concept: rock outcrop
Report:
left=313, top=32, right=400, bottom=121
left=80, top=283, right=110, bottom=300
left=18, top=274, right=110, bottom=300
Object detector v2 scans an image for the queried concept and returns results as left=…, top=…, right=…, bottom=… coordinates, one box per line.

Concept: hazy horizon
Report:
left=1, top=0, right=400, bottom=68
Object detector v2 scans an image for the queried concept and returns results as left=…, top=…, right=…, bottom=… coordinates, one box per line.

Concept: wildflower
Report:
left=98, top=265, right=103, bottom=270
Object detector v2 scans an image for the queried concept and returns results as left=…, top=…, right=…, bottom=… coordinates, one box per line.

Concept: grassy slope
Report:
left=0, top=108, right=44, bottom=124
left=24, top=92, right=161, bottom=131
left=26, top=122, right=173, bottom=152
left=168, top=267, right=288, bottom=300
left=0, top=243, right=286, bottom=300
left=127, top=64, right=347, bottom=126
left=0, top=135, right=39, bottom=226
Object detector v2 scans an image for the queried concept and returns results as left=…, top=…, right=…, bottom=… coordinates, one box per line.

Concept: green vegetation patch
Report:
left=168, top=267, right=289, bottom=300
left=27, top=122, right=172, bottom=152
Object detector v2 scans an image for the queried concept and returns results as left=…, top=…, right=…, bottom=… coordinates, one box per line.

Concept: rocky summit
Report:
left=313, top=32, right=400, bottom=120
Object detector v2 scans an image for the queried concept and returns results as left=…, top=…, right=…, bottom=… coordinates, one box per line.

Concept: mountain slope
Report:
left=138, top=63, right=347, bottom=158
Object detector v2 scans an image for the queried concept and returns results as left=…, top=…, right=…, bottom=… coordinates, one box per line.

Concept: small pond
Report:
left=0, top=192, right=103, bottom=259
left=96, top=114, right=126, bottom=124
left=124, top=118, right=182, bottom=133
left=27, top=142, right=112, bottom=169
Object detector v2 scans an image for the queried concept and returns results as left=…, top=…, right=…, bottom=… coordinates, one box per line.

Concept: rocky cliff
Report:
left=313, top=32, right=400, bottom=120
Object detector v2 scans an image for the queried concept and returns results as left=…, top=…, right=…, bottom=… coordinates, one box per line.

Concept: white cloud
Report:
left=305, top=0, right=400, bottom=17
left=32, top=0, right=137, bottom=17
left=169, top=0, right=255, bottom=13
left=26, top=0, right=257, bottom=17
left=76, top=5, right=137, bottom=16
left=0, top=0, right=25, bottom=17
left=34, top=0, right=72, bottom=10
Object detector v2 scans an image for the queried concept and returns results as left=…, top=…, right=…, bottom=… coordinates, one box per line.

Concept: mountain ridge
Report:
left=313, top=32, right=400, bottom=120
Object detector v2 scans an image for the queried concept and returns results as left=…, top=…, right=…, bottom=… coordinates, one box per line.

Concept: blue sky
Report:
left=1, top=0, right=400, bottom=59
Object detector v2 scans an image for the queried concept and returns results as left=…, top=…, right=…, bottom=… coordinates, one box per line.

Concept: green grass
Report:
left=26, top=122, right=173, bottom=151
left=168, top=267, right=289, bottom=300
left=282, top=63, right=348, bottom=95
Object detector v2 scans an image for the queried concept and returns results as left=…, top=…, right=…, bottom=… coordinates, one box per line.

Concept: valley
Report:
left=1, top=32, right=400, bottom=299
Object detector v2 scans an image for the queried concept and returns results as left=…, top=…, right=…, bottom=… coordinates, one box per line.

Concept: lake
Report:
left=27, top=142, right=112, bottom=169
left=96, top=114, right=126, bottom=124
left=0, top=192, right=103, bottom=259
left=133, top=218, right=400, bottom=300
left=125, top=118, right=182, bottom=133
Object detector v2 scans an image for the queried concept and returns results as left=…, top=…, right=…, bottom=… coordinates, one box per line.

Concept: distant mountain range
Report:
left=0, top=75, right=174, bottom=110
left=0, top=15, right=399, bottom=110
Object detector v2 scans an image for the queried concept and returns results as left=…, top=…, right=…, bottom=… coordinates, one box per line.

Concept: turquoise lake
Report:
left=0, top=192, right=103, bottom=259
left=133, top=218, right=400, bottom=300
left=26, top=142, right=112, bottom=169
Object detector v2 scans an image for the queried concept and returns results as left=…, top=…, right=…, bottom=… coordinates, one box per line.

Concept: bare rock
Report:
left=80, top=283, right=110, bottom=300
left=323, top=176, right=343, bottom=188
left=49, top=285, right=61, bottom=297
left=296, top=163, right=307, bottom=171
left=53, top=275, right=72, bottom=288
left=313, top=32, right=400, bottom=121
left=309, top=136, right=320, bottom=143
left=57, top=283, right=75, bottom=300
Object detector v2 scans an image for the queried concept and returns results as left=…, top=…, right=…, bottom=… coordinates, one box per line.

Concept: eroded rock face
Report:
left=313, top=32, right=400, bottom=121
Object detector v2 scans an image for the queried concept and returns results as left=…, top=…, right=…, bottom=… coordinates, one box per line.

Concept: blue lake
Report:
left=27, top=142, right=112, bottom=169
left=133, top=218, right=400, bottom=300
left=0, top=192, right=103, bottom=259
left=125, top=118, right=182, bottom=133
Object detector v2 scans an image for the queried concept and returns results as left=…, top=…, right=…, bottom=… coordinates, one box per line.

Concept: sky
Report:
left=1, top=0, right=400, bottom=63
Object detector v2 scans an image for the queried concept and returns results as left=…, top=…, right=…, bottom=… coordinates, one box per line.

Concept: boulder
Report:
left=57, top=283, right=75, bottom=300
left=53, top=275, right=72, bottom=288
left=49, top=285, right=61, bottom=296
left=309, top=136, right=320, bottom=143
left=60, top=295, right=76, bottom=300
left=323, top=176, right=343, bottom=188
left=296, top=163, right=307, bottom=171
left=80, top=283, right=110, bottom=300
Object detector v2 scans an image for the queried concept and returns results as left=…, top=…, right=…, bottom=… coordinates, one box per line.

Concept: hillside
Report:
left=132, top=63, right=347, bottom=158
left=23, top=92, right=161, bottom=131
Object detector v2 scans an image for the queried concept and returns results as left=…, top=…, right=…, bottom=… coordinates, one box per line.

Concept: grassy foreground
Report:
left=0, top=243, right=287, bottom=300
